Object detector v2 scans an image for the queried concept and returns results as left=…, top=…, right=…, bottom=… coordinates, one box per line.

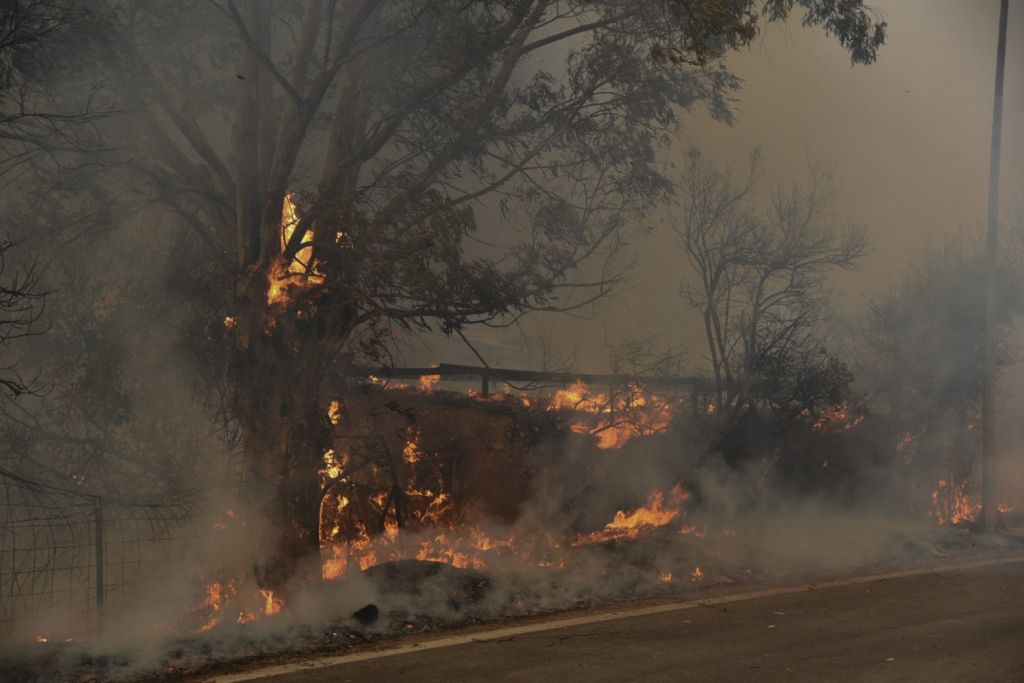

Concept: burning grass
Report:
left=12, top=377, right=1021, bottom=682
left=188, top=378, right=998, bottom=637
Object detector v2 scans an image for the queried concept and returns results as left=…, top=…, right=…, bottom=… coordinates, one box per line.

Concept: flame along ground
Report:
left=161, top=197, right=1006, bottom=634
left=186, top=378, right=706, bottom=633
left=25, top=373, right=1008, bottom=642
left=186, top=376, right=1007, bottom=635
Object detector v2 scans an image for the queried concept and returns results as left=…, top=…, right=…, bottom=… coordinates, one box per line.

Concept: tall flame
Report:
left=267, top=193, right=323, bottom=306
left=571, top=484, right=691, bottom=546
left=931, top=478, right=981, bottom=525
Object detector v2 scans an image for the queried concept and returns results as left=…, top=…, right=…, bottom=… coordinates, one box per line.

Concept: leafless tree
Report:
left=0, top=1, right=90, bottom=404
left=671, top=149, right=867, bottom=419
left=0, top=241, right=45, bottom=397
left=0, top=1, right=111, bottom=178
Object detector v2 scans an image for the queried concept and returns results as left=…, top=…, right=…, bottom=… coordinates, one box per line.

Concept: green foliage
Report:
left=660, top=0, right=886, bottom=66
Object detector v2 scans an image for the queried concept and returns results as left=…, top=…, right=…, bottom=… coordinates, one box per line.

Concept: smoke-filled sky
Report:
left=412, top=1, right=1024, bottom=372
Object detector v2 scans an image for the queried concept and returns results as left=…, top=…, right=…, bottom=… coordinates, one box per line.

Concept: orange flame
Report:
left=313, top=380, right=687, bottom=584
left=808, top=402, right=864, bottom=433
left=418, top=374, right=441, bottom=391
left=931, top=478, right=981, bottom=525
left=403, top=428, right=425, bottom=464
left=267, top=193, right=324, bottom=306
left=328, top=400, right=342, bottom=426
left=549, top=381, right=676, bottom=449
left=572, top=484, right=691, bottom=546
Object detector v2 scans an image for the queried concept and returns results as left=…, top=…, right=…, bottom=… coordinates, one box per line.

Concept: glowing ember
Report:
left=930, top=478, right=981, bottom=526
left=659, top=571, right=673, bottom=583
left=328, top=400, right=342, bottom=425
left=418, top=374, right=441, bottom=391
left=807, top=402, right=864, bottom=433
left=403, top=428, right=425, bottom=464
left=691, top=566, right=703, bottom=582
left=198, top=581, right=223, bottom=632
left=896, top=432, right=916, bottom=464
left=322, top=449, right=345, bottom=479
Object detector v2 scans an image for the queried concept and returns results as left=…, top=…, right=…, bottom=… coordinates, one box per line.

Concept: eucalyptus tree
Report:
left=38, top=0, right=885, bottom=589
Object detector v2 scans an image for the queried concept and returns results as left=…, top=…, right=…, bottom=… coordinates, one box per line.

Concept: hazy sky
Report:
left=414, top=1, right=1024, bottom=373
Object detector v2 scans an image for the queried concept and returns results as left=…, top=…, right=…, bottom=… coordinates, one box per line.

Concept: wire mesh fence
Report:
left=0, top=468, right=194, bottom=644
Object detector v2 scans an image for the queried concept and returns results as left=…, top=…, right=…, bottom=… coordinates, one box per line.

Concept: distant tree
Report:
left=863, top=227, right=1024, bottom=476
left=0, top=0, right=98, bottom=405
left=15, top=0, right=885, bottom=590
left=0, top=241, right=44, bottom=397
left=671, top=149, right=866, bottom=419
left=0, top=0, right=108, bottom=178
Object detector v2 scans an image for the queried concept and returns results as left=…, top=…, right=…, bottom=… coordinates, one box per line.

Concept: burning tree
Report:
left=9, top=1, right=887, bottom=592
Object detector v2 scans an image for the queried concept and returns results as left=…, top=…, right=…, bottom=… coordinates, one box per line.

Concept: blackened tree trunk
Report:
left=231, top=259, right=361, bottom=589
left=234, top=334, right=330, bottom=589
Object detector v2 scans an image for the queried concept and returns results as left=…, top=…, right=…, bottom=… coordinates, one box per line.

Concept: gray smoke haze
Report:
left=440, top=0, right=1024, bottom=372
left=3, top=3, right=1024, bottom=681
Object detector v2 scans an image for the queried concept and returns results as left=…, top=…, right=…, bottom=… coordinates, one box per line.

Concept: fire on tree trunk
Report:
left=234, top=305, right=338, bottom=593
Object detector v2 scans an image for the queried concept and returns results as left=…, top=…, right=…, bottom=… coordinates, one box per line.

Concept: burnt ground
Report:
left=4, top=523, right=1023, bottom=683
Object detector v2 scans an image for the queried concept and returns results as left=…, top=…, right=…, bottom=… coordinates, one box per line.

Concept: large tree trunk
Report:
left=233, top=305, right=336, bottom=593
left=225, top=0, right=368, bottom=593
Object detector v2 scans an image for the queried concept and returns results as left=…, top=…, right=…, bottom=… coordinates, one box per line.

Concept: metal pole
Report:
left=94, top=496, right=105, bottom=633
left=982, top=0, right=1009, bottom=532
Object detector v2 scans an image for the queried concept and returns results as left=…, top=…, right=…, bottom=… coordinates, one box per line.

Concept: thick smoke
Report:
left=2, top=3, right=1024, bottom=682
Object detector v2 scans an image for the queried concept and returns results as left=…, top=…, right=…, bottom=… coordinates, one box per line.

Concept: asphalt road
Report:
left=221, top=558, right=1024, bottom=683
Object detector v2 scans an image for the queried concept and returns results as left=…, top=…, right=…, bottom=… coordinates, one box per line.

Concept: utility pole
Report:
left=982, top=0, right=1009, bottom=532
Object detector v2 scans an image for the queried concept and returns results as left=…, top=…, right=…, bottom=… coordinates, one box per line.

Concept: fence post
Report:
left=94, top=496, right=104, bottom=634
